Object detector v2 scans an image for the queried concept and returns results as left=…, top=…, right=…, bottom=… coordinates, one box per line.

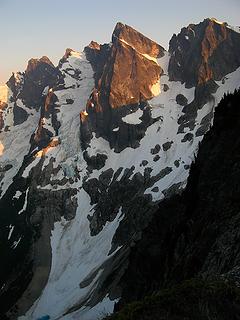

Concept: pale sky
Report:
left=0, top=0, right=239, bottom=84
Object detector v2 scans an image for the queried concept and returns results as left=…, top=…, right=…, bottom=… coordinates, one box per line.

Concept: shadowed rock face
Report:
left=5, top=57, right=62, bottom=148
left=115, top=90, right=240, bottom=310
left=25, top=56, right=54, bottom=74
left=0, top=102, right=7, bottom=131
left=0, top=162, right=78, bottom=318
left=84, top=41, right=111, bottom=87
left=7, top=56, right=60, bottom=111
left=169, top=18, right=240, bottom=87
left=31, top=90, right=60, bottom=151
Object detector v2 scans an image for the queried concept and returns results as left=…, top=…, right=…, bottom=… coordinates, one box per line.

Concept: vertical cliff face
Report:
left=169, top=18, right=240, bottom=87
left=107, top=22, right=164, bottom=108
left=87, top=22, right=164, bottom=108
left=81, top=23, right=165, bottom=151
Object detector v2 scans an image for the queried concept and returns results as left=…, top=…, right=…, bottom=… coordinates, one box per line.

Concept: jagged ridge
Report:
left=0, top=18, right=239, bottom=320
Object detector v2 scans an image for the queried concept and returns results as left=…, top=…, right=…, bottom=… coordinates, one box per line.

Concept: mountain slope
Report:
left=0, top=18, right=240, bottom=320
left=107, top=88, right=240, bottom=319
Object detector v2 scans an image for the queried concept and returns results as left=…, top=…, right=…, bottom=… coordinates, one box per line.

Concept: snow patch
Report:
left=227, top=25, right=240, bottom=34
left=0, top=141, right=4, bottom=156
left=12, top=237, right=22, bottom=249
left=13, top=191, right=22, bottom=199
left=18, top=188, right=29, bottom=215
left=122, top=108, right=143, bottom=125
left=211, top=17, right=224, bottom=25
left=151, top=79, right=160, bottom=96
left=0, top=85, right=9, bottom=103
left=61, top=297, right=117, bottom=320
left=8, top=225, right=14, bottom=240
left=22, top=158, right=41, bottom=178
left=119, top=38, right=158, bottom=64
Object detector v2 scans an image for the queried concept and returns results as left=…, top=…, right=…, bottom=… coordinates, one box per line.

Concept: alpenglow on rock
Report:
left=0, top=18, right=240, bottom=320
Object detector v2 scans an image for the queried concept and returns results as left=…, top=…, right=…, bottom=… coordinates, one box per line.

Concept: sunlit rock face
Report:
left=107, top=22, right=164, bottom=108
left=81, top=23, right=165, bottom=151
left=86, top=22, right=164, bottom=108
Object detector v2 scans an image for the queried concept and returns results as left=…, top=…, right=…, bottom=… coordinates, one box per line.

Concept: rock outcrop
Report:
left=7, top=56, right=60, bottom=110
left=107, top=22, right=164, bottom=108
left=87, top=22, right=164, bottom=108
left=81, top=22, right=165, bottom=151
left=169, top=18, right=240, bottom=87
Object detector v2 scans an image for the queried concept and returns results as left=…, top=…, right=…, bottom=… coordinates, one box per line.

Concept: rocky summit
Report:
left=0, top=18, right=240, bottom=320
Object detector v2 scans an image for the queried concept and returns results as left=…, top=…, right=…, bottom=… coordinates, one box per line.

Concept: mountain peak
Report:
left=84, top=21, right=166, bottom=112
left=26, top=56, right=54, bottom=74
left=87, top=40, right=101, bottom=50
left=112, top=22, right=165, bottom=58
left=62, top=48, right=81, bottom=60
left=209, top=17, right=226, bottom=25
left=80, top=21, right=167, bottom=151
left=1, top=18, right=240, bottom=320
left=169, top=18, right=240, bottom=86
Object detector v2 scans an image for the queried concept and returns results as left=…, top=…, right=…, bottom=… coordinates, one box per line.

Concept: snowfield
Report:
left=18, top=52, right=240, bottom=319
left=1, top=28, right=240, bottom=320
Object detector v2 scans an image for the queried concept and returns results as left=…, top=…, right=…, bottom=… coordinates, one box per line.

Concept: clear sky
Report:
left=0, top=0, right=239, bottom=84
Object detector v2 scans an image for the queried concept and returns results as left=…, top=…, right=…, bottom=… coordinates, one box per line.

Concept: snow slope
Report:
left=0, top=94, right=40, bottom=196
left=18, top=50, right=240, bottom=320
